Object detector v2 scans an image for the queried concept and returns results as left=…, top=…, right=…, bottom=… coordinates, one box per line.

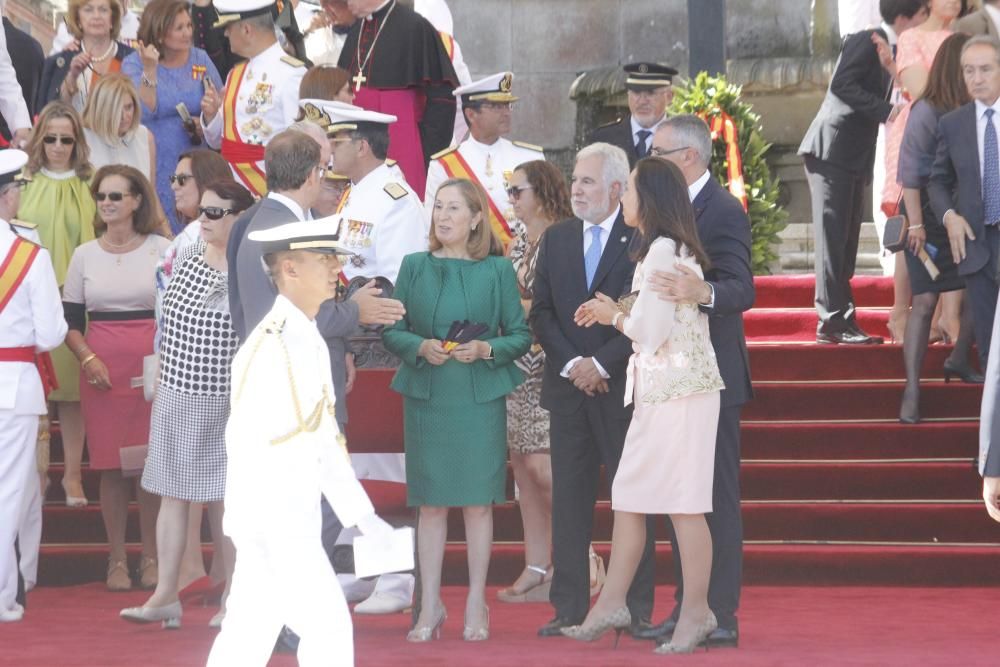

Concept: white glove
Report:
left=356, top=513, right=394, bottom=540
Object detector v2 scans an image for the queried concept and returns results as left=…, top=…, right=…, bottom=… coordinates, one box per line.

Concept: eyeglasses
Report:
left=43, top=135, right=75, bottom=146
left=650, top=146, right=690, bottom=157
left=169, top=173, right=193, bottom=186
left=506, top=184, right=533, bottom=199
left=199, top=206, right=239, bottom=220
left=95, top=191, right=133, bottom=202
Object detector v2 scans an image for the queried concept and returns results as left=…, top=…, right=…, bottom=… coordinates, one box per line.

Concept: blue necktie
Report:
left=584, top=225, right=603, bottom=289
left=984, top=109, right=1000, bottom=226
left=636, top=129, right=652, bottom=158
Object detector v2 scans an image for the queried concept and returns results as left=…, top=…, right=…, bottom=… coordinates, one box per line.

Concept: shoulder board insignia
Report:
left=386, top=158, right=398, bottom=167
left=384, top=183, right=408, bottom=200
left=431, top=146, right=458, bottom=160
left=512, top=140, right=544, bottom=153
left=10, top=219, right=38, bottom=230
left=280, top=55, right=306, bottom=68
left=262, top=317, right=287, bottom=335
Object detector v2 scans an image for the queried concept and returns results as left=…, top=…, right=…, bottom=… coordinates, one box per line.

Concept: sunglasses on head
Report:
left=95, top=191, right=132, bottom=202
left=43, top=135, right=75, bottom=146
left=506, top=184, right=533, bottom=199
left=199, top=206, right=238, bottom=220
left=169, top=173, right=193, bottom=186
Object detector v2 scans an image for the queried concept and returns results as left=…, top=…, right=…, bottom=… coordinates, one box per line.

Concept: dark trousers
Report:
left=668, top=404, right=743, bottom=631
left=804, top=155, right=867, bottom=333
left=965, top=227, right=1000, bottom=369
left=548, top=399, right=655, bottom=623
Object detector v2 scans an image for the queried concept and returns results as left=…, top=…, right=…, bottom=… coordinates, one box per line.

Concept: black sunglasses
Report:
left=43, top=135, right=75, bottom=146
left=199, top=206, right=238, bottom=220
left=169, top=173, right=193, bottom=186
left=506, top=185, right=533, bottom=199
left=95, top=191, right=132, bottom=202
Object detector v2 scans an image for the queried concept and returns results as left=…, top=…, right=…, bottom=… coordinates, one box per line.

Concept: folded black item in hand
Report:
left=443, top=319, right=489, bottom=352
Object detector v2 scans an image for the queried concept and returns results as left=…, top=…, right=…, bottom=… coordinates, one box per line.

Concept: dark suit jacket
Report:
left=590, top=115, right=640, bottom=167
left=37, top=43, right=135, bottom=112
left=928, top=102, right=989, bottom=277
left=798, top=28, right=893, bottom=177
left=0, top=18, right=43, bottom=140
left=227, top=197, right=359, bottom=424
left=530, top=210, right=636, bottom=417
left=694, top=176, right=755, bottom=408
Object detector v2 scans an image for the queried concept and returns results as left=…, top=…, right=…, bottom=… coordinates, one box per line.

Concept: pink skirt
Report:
left=354, top=87, right=426, bottom=199
left=80, top=319, right=154, bottom=470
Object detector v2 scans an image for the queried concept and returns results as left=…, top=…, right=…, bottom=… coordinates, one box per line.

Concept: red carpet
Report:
left=3, top=584, right=997, bottom=666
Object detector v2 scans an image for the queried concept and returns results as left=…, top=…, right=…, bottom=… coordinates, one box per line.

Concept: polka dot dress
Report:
left=142, top=242, right=239, bottom=502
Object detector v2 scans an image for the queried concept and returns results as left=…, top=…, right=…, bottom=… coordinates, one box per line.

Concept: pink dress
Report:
left=611, top=238, right=724, bottom=515
left=882, top=28, right=952, bottom=211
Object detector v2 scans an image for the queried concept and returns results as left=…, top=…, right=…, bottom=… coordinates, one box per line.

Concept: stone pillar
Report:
left=688, top=0, right=726, bottom=77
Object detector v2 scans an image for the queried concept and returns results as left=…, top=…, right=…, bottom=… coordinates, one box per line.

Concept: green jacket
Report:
left=382, top=252, right=531, bottom=403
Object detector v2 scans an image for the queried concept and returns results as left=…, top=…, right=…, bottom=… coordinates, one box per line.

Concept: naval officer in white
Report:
left=207, top=218, right=394, bottom=666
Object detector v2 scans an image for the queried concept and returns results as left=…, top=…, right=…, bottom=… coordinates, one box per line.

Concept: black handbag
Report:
left=883, top=214, right=908, bottom=253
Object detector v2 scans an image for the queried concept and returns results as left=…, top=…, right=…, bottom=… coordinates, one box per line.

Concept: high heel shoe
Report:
left=943, top=359, right=985, bottom=384
left=138, top=555, right=158, bottom=590
left=463, top=605, right=490, bottom=641
left=588, top=547, right=605, bottom=598
left=899, top=384, right=920, bottom=424
left=406, top=604, right=447, bottom=642
left=560, top=606, right=631, bottom=648
left=179, top=576, right=226, bottom=606
left=120, top=601, right=183, bottom=629
left=497, top=564, right=552, bottom=603
left=653, top=610, right=718, bottom=654
left=61, top=478, right=88, bottom=508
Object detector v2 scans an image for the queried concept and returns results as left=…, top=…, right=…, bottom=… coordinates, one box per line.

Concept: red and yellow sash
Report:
left=222, top=62, right=268, bottom=197
left=436, top=151, right=512, bottom=244
left=439, top=32, right=455, bottom=61
left=0, top=237, right=58, bottom=396
left=336, top=186, right=351, bottom=288
left=698, top=110, right=748, bottom=211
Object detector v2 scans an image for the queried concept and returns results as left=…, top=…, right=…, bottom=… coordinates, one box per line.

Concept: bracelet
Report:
left=907, top=224, right=924, bottom=230
left=141, top=74, right=157, bottom=88
left=612, top=312, right=624, bottom=330
left=80, top=353, right=97, bottom=367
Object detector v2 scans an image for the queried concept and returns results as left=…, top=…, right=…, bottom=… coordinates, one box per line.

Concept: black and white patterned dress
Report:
left=506, top=224, right=550, bottom=454
left=142, top=241, right=238, bottom=501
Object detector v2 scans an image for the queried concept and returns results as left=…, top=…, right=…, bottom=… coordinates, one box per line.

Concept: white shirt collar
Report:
left=353, top=162, right=390, bottom=188
left=267, top=191, right=308, bottom=222
left=582, top=204, right=621, bottom=233
left=630, top=114, right=666, bottom=138
left=688, top=170, right=711, bottom=202
left=467, top=134, right=502, bottom=150
left=879, top=22, right=898, bottom=46
left=975, top=98, right=1000, bottom=121
left=986, top=5, right=1000, bottom=31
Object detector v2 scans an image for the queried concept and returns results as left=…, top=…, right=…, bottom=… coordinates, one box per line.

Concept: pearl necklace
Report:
left=83, top=40, right=117, bottom=64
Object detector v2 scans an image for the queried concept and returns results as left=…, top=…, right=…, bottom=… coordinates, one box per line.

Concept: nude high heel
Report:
left=560, top=606, right=631, bottom=648
left=654, top=611, right=718, bottom=654
left=406, top=603, right=447, bottom=642
left=463, top=605, right=490, bottom=641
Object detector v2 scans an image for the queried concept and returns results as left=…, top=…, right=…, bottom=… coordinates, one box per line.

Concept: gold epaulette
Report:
left=512, top=140, right=544, bottom=153
left=280, top=55, right=306, bottom=68
left=431, top=146, right=458, bottom=160
left=10, top=218, right=37, bottom=230
left=384, top=182, right=408, bottom=200
left=386, top=158, right=398, bottom=167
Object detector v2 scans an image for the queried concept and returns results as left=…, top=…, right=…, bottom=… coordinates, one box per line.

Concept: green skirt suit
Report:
left=383, top=252, right=531, bottom=507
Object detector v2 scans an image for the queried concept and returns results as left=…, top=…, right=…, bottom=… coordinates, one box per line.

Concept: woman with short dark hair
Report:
left=569, top=158, right=723, bottom=654
left=62, top=165, right=171, bottom=591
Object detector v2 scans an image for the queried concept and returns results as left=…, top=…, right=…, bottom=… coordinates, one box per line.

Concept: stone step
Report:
left=776, top=221, right=885, bottom=274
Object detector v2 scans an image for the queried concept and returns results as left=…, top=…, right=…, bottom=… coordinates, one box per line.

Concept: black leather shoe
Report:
left=632, top=617, right=673, bottom=640
left=655, top=624, right=739, bottom=649
left=816, top=328, right=883, bottom=345
left=625, top=617, right=656, bottom=638
left=538, top=616, right=581, bottom=637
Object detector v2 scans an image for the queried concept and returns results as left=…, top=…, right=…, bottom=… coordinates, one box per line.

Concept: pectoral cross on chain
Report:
left=352, top=71, right=367, bottom=92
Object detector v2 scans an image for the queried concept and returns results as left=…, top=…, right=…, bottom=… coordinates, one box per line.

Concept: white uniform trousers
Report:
left=17, top=462, right=42, bottom=591
left=207, top=536, right=354, bottom=667
left=0, top=413, right=36, bottom=612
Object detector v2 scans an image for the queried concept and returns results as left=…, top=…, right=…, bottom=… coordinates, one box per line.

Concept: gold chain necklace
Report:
left=352, top=0, right=396, bottom=91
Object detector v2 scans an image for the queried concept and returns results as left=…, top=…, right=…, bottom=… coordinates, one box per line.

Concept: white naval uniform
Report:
left=423, top=136, right=544, bottom=226
left=339, top=163, right=427, bottom=285
left=0, top=21, right=30, bottom=133
left=0, top=223, right=67, bottom=619
left=201, top=42, right=306, bottom=189
left=208, top=295, right=374, bottom=667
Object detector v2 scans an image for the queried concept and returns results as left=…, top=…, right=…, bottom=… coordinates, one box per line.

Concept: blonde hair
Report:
left=81, top=73, right=141, bottom=142
left=66, top=0, right=123, bottom=41
left=26, top=101, right=93, bottom=180
left=429, top=178, right=503, bottom=260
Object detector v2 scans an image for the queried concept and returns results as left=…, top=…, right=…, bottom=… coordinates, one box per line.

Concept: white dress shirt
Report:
left=631, top=115, right=667, bottom=153
left=688, top=170, right=716, bottom=309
